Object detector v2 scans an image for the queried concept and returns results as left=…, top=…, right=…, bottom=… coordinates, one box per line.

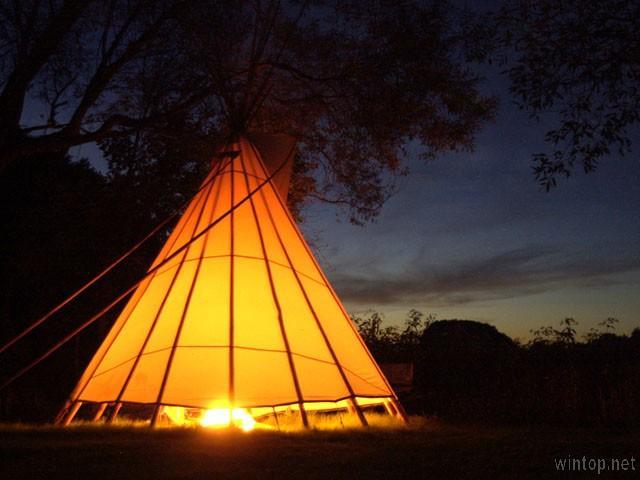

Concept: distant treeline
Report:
left=354, top=311, right=640, bottom=427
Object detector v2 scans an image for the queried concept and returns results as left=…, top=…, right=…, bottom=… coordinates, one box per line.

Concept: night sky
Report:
left=302, top=71, right=640, bottom=341
left=48, top=5, right=639, bottom=342
left=60, top=69, right=640, bottom=341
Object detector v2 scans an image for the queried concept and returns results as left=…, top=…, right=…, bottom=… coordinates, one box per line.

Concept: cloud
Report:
left=330, top=244, right=640, bottom=307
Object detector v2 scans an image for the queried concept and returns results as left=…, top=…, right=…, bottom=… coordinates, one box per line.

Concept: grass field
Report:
left=1, top=417, right=638, bottom=479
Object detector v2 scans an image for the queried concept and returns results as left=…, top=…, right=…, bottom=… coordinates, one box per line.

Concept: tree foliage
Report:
left=356, top=313, right=640, bottom=427
left=489, top=0, right=640, bottom=190
left=0, top=0, right=495, bottom=223
left=353, top=309, right=435, bottom=361
left=0, top=153, right=164, bottom=421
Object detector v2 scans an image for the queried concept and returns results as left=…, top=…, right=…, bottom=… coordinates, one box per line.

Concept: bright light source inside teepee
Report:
left=163, top=405, right=256, bottom=431
left=200, top=408, right=256, bottom=431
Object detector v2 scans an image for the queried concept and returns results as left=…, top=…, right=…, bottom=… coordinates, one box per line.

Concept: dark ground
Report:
left=1, top=420, right=638, bottom=479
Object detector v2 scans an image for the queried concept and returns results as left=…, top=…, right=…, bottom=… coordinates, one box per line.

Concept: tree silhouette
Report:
left=0, top=152, right=164, bottom=421
left=0, top=0, right=495, bottom=223
left=487, top=0, right=640, bottom=190
left=356, top=313, right=640, bottom=427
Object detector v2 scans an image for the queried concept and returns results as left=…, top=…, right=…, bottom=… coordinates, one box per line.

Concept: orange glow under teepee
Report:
left=58, top=135, right=405, bottom=428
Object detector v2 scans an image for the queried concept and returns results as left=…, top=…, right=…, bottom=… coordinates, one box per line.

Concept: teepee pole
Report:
left=106, top=402, right=122, bottom=424
left=54, top=400, right=72, bottom=425
left=150, top=155, right=234, bottom=428
left=150, top=405, right=164, bottom=427
left=251, top=138, right=401, bottom=417
left=254, top=182, right=368, bottom=427
left=383, top=398, right=396, bottom=415
left=150, top=174, right=219, bottom=427
left=51, top=138, right=400, bottom=429
left=114, top=191, right=210, bottom=428
left=65, top=194, right=203, bottom=421
left=260, top=213, right=368, bottom=425
left=60, top=401, right=82, bottom=426
left=238, top=144, right=310, bottom=429
left=384, top=398, right=408, bottom=422
left=248, top=141, right=380, bottom=427
left=344, top=398, right=368, bottom=426
left=390, top=398, right=409, bottom=423
left=348, top=398, right=368, bottom=426
left=228, top=150, right=237, bottom=410
left=92, top=402, right=108, bottom=422
left=69, top=271, right=158, bottom=407
left=76, top=158, right=232, bottom=426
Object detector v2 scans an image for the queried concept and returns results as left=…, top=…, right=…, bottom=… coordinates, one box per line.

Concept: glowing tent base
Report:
left=56, top=135, right=406, bottom=429
left=58, top=396, right=405, bottom=431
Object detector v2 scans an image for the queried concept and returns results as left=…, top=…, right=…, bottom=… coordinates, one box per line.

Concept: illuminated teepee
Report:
left=57, top=135, right=405, bottom=428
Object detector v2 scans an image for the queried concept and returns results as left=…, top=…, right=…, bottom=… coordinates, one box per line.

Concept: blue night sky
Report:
left=301, top=71, right=640, bottom=340
left=51, top=2, right=638, bottom=341
left=62, top=69, right=639, bottom=341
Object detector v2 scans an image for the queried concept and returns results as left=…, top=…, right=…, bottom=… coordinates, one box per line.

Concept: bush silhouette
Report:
left=358, top=313, right=640, bottom=427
